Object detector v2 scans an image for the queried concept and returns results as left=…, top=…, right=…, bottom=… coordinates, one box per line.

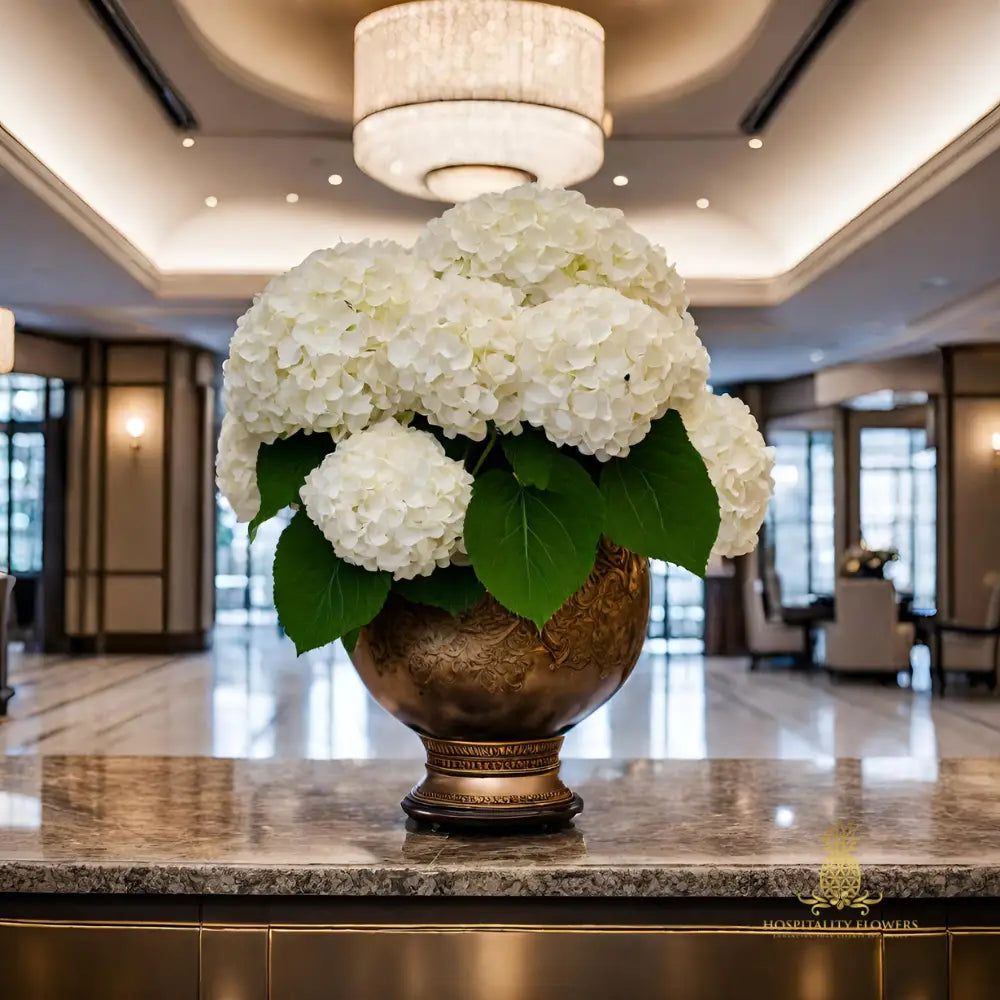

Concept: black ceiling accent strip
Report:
left=84, top=0, right=198, bottom=131
left=738, top=0, right=858, bottom=136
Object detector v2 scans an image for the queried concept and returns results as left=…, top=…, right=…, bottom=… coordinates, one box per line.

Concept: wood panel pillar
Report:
left=64, top=341, right=216, bottom=653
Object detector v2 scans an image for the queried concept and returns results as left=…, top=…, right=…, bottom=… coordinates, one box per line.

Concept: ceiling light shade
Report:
left=353, top=1, right=605, bottom=202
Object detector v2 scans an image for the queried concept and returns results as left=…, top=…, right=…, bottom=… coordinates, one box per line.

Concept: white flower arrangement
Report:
left=217, top=184, right=774, bottom=654
left=300, top=420, right=472, bottom=580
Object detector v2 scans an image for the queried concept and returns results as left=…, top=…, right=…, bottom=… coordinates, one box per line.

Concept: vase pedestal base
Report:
left=401, top=735, right=583, bottom=831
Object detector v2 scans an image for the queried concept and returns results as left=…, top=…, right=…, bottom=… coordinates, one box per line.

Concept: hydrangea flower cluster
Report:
left=679, top=391, right=776, bottom=557
left=299, top=420, right=472, bottom=580
left=222, top=241, right=436, bottom=442
left=416, top=186, right=690, bottom=317
left=217, top=183, right=774, bottom=595
left=514, top=285, right=708, bottom=459
left=215, top=413, right=265, bottom=523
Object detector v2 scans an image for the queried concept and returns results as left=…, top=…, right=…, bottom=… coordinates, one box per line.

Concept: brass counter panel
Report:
left=202, top=926, right=269, bottom=1000
left=883, top=933, right=948, bottom=1000
left=950, top=931, right=1000, bottom=1000
left=0, top=921, right=199, bottom=1000
left=270, top=927, right=882, bottom=1000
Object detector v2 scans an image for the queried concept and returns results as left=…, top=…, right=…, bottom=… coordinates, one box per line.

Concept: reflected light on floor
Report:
left=7, top=627, right=1000, bottom=762
left=666, top=657, right=707, bottom=759
left=306, top=658, right=372, bottom=759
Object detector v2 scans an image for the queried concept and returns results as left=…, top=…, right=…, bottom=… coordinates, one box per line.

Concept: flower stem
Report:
left=471, top=426, right=498, bottom=476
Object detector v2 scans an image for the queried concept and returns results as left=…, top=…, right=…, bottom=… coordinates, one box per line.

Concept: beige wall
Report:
left=63, top=340, right=216, bottom=651
left=940, top=345, right=1000, bottom=622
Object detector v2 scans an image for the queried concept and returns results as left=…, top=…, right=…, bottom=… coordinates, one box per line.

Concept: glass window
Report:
left=216, top=493, right=291, bottom=626
left=767, top=430, right=836, bottom=603
left=647, top=559, right=704, bottom=653
left=859, top=427, right=936, bottom=610
left=0, top=374, right=59, bottom=576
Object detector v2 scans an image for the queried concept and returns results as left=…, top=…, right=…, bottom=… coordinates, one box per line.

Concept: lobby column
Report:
left=65, top=341, right=217, bottom=653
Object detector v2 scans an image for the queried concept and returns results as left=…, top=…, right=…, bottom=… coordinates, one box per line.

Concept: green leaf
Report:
left=394, top=565, right=486, bottom=616
left=599, top=409, right=720, bottom=575
left=500, top=427, right=560, bottom=488
left=464, top=462, right=605, bottom=630
left=249, top=432, right=335, bottom=541
left=341, top=628, right=360, bottom=656
left=273, top=510, right=390, bottom=656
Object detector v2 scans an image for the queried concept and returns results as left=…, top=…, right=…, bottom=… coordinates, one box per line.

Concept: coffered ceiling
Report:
left=2, top=0, right=1000, bottom=382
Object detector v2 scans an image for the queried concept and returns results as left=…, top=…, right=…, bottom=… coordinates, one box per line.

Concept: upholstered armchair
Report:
left=743, top=577, right=809, bottom=669
left=822, top=578, right=914, bottom=675
left=934, top=579, right=1000, bottom=695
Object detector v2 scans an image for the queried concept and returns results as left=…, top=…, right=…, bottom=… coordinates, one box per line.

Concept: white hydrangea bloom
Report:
left=416, top=184, right=689, bottom=317
left=222, top=241, right=436, bottom=441
left=389, top=274, right=523, bottom=439
left=513, top=286, right=709, bottom=460
left=679, top=391, right=775, bottom=557
left=215, top=413, right=267, bottom=523
left=299, top=420, right=473, bottom=580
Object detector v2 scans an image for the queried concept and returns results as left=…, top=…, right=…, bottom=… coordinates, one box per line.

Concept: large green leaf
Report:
left=249, top=432, right=335, bottom=541
left=394, top=565, right=486, bottom=616
left=464, top=461, right=604, bottom=630
left=273, top=510, right=390, bottom=655
left=599, top=409, right=719, bottom=575
left=501, top=427, right=560, bottom=488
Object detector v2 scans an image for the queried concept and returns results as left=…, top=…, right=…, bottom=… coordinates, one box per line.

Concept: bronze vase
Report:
left=351, top=539, right=650, bottom=829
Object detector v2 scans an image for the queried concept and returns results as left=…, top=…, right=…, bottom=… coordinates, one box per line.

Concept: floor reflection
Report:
left=2, top=626, right=1000, bottom=761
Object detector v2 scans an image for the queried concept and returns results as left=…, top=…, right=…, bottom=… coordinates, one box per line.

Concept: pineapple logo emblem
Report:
left=797, top=821, right=883, bottom=916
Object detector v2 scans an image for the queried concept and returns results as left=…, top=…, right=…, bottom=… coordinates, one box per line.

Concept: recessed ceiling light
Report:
left=747, top=137, right=763, bottom=149
left=921, top=275, right=950, bottom=288
left=695, top=197, right=710, bottom=209
left=328, top=174, right=343, bottom=186
left=182, top=137, right=195, bottom=149
left=204, top=195, right=218, bottom=208
left=285, top=193, right=300, bottom=204
left=809, top=349, right=825, bottom=363
left=612, top=174, right=628, bottom=187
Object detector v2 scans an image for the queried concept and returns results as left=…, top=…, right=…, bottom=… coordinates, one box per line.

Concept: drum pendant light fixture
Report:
left=353, top=0, right=606, bottom=202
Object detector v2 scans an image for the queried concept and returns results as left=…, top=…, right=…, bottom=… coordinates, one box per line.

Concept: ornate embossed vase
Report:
left=351, top=540, right=650, bottom=829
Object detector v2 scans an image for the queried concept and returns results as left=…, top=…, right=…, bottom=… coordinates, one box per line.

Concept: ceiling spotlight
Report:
left=612, top=174, right=628, bottom=187
left=353, top=1, right=606, bottom=202
left=747, top=137, right=763, bottom=149
left=285, top=193, right=300, bottom=203
left=327, top=174, right=343, bottom=186
left=809, top=349, right=825, bottom=363
left=182, top=137, right=196, bottom=148
left=695, top=197, right=710, bottom=209
left=204, top=195, right=218, bottom=208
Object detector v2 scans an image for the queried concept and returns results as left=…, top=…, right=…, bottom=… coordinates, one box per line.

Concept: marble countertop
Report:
left=1, top=756, right=998, bottom=897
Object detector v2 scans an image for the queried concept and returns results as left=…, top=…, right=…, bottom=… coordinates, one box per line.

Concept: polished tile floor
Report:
left=2, top=627, right=1000, bottom=762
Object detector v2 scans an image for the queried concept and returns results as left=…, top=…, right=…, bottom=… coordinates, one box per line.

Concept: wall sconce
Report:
left=124, top=415, right=146, bottom=451
left=993, top=431, right=1000, bottom=470
left=0, top=308, right=14, bottom=374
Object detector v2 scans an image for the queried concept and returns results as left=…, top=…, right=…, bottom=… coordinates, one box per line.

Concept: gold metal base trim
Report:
left=402, top=735, right=582, bottom=829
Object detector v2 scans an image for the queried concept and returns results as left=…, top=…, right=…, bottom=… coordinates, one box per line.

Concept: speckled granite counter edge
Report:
left=2, top=862, right=998, bottom=898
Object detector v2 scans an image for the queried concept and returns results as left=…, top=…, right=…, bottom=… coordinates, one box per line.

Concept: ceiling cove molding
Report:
left=771, top=101, right=1000, bottom=305
left=4, top=103, right=1000, bottom=309
left=0, top=125, right=159, bottom=294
